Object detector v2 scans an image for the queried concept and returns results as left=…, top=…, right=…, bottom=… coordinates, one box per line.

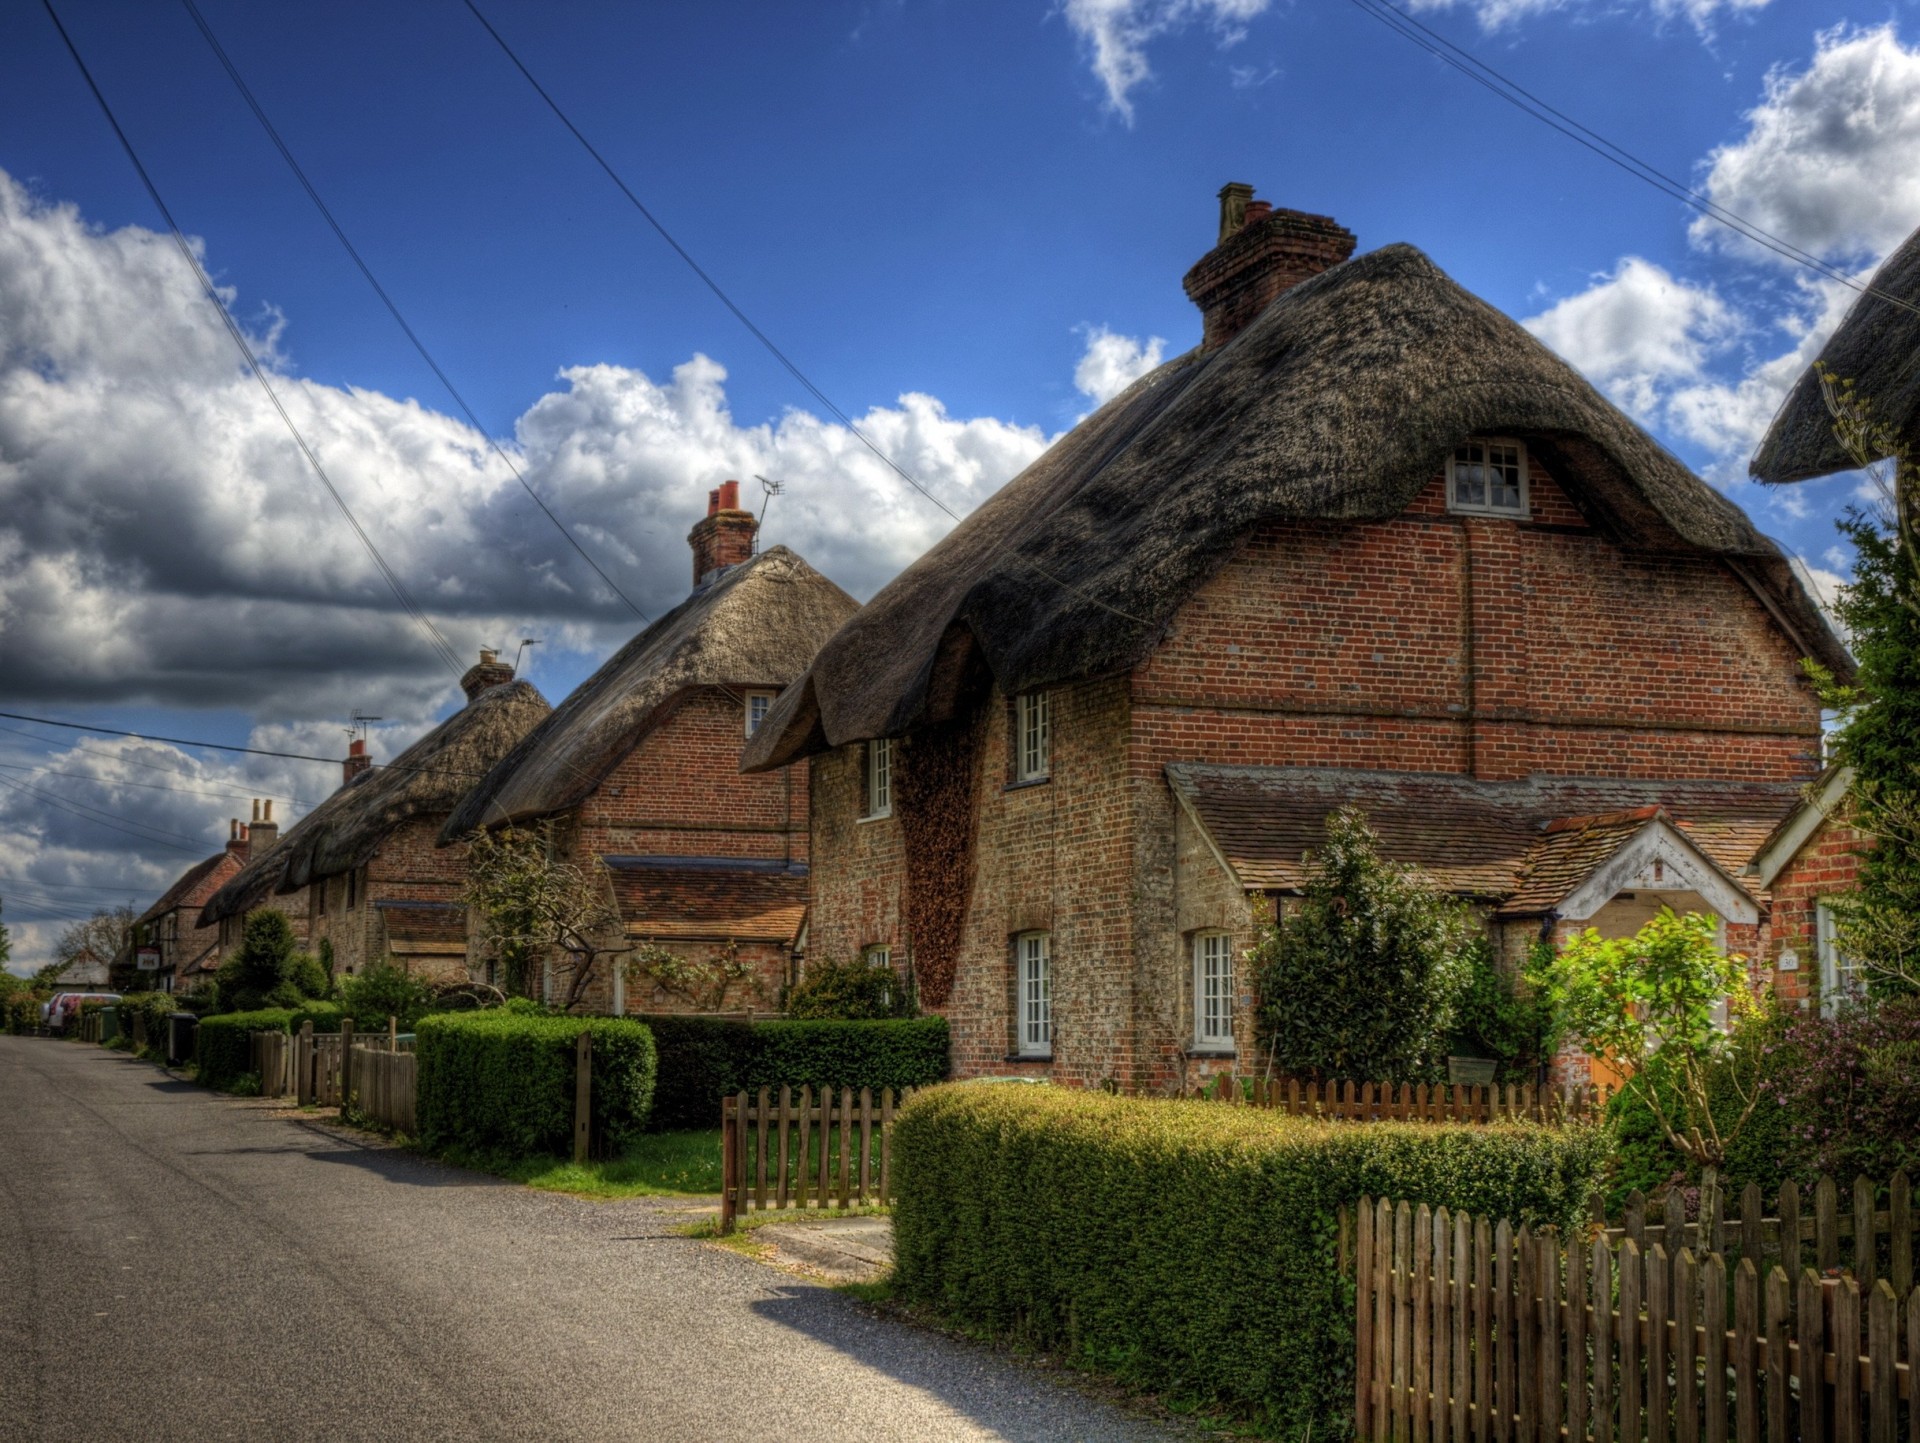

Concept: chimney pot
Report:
left=458, top=646, right=517, bottom=703
left=687, top=479, right=759, bottom=588
left=343, top=735, right=373, bottom=785
left=1184, top=184, right=1357, bottom=351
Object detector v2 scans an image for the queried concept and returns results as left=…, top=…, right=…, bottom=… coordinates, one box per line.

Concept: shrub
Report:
left=213, top=911, right=304, bottom=1013
left=117, top=992, right=183, bottom=1060
left=785, top=957, right=916, bottom=1019
left=1253, top=808, right=1476, bottom=1083
left=3, top=990, right=41, bottom=1035
left=1450, top=942, right=1558, bottom=1084
left=338, top=961, right=434, bottom=1031
left=892, top=1085, right=1608, bottom=1437
left=415, top=1012, right=656, bottom=1158
left=194, top=1009, right=299, bottom=1090
left=1763, top=994, right=1920, bottom=1183
left=287, top=952, right=333, bottom=1001
left=639, top=1014, right=950, bottom=1130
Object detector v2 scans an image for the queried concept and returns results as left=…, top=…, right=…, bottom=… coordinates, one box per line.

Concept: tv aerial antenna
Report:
left=512, top=637, right=542, bottom=674
left=347, top=712, right=383, bottom=743
left=753, top=475, right=785, bottom=543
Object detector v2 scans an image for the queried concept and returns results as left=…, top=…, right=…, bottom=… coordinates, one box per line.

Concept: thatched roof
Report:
left=441, top=546, right=857, bottom=838
left=1752, top=227, right=1920, bottom=483
left=202, top=680, right=550, bottom=922
left=743, top=243, right=1850, bottom=771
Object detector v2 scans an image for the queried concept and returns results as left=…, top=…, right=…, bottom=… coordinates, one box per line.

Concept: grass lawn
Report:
left=456, top=1129, right=726, bottom=1200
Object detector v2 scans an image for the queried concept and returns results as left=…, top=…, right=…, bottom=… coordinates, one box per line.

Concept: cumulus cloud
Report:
left=0, top=168, right=1050, bottom=723
left=1693, top=25, right=1920, bottom=264
left=1404, top=0, right=1767, bottom=35
left=1523, top=257, right=1737, bottom=420
left=1072, top=325, right=1167, bottom=408
left=1061, top=0, right=1269, bottom=121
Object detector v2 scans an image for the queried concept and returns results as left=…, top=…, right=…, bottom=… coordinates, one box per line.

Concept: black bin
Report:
left=167, top=1013, right=198, bottom=1067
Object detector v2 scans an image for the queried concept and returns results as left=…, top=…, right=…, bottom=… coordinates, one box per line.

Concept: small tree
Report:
left=625, top=940, right=763, bottom=1013
left=463, top=822, right=625, bottom=1012
left=215, top=909, right=308, bottom=1012
left=54, top=904, right=134, bottom=982
left=1251, top=807, right=1476, bottom=1083
left=0, top=898, right=11, bottom=975
left=339, top=959, right=434, bottom=1031
left=1533, top=909, right=1759, bottom=1171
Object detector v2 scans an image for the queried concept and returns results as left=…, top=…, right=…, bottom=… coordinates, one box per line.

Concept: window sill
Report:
left=857, top=811, right=893, bottom=824
left=1004, top=1053, right=1053, bottom=1064
left=1003, top=777, right=1051, bottom=794
left=1185, top=1047, right=1238, bottom=1060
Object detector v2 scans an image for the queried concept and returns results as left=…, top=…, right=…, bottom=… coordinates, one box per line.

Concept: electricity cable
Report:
left=0, top=759, right=319, bottom=810
left=0, top=710, right=485, bottom=780
left=460, top=0, right=1152, bottom=625
left=0, top=774, right=210, bottom=857
left=177, top=0, right=650, bottom=623
left=41, top=0, right=468, bottom=679
left=1341, top=0, right=1920, bottom=320
left=0, top=772, right=215, bottom=848
left=0, top=721, right=310, bottom=801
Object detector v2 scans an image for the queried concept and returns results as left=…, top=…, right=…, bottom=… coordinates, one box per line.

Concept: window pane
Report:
left=1020, top=934, right=1050, bottom=1052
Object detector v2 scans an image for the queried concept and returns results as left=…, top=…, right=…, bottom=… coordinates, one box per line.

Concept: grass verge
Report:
left=442, top=1128, right=725, bottom=1199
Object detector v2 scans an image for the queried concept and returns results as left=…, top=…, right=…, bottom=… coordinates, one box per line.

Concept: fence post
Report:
left=340, top=1016, right=354, bottom=1114
left=572, top=1030, right=592, bottom=1164
left=297, top=1020, right=314, bottom=1105
left=719, top=1094, right=737, bottom=1235
left=388, top=1013, right=398, bottom=1051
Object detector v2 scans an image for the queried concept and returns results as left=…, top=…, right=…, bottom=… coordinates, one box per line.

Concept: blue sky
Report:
left=3, top=0, right=1915, bottom=968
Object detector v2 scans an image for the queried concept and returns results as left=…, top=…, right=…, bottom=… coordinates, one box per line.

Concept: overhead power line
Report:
left=40, top=0, right=468, bottom=679
left=177, top=0, right=650, bottom=624
left=0, top=710, right=485, bottom=780
left=460, top=2, right=1152, bottom=626
left=0, top=759, right=318, bottom=810
left=1342, top=0, right=1920, bottom=321
left=0, top=774, right=210, bottom=857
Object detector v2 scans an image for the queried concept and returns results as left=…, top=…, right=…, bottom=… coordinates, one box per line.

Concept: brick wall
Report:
left=307, top=817, right=470, bottom=977
left=1762, top=814, right=1865, bottom=1011
left=802, top=458, right=1824, bottom=1089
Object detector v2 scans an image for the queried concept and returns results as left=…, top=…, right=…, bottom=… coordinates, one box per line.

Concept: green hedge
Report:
left=3, top=992, right=41, bottom=1035
left=416, top=1013, right=657, bottom=1158
left=638, top=1014, right=950, bottom=1130
left=892, top=1085, right=1609, bottom=1438
left=116, top=993, right=180, bottom=1059
left=194, top=1009, right=299, bottom=1090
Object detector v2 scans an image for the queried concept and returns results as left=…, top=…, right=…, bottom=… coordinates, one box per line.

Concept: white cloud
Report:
left=1523, top=257, right=1737, bottom=421
left=1403, top=0, right=1766, bottom=35
left=1693, top=25, right=1920, bottom=263
left=1061, top=0, right=1269, bottom=121
left=1073, top=325, right=1167, bottom=408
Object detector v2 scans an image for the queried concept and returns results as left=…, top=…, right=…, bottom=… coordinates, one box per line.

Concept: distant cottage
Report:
left=124, top=824, right=251, bottom=993
left=743, top=184, right=1848, bottom=1090
left=201, top=653, right=550, bottom=981
left=443, top=484, right=858, bottom=1012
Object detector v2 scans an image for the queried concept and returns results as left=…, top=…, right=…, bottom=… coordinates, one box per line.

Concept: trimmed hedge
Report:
left=194, top=1008, right=299, bottom=1090
left=639, top=1014, right=950, bottom=1130
left=416, top=1012, right=657, bottom=1158
left=117, top=993, right=180, bottom=1059
left=892, top=1085, right=1609, bottom=1438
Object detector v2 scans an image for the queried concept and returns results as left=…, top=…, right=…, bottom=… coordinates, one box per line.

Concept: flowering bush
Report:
left=1763, top=995, right=1920, bottom=1182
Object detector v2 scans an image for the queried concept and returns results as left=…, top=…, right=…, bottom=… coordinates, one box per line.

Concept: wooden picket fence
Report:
left=250, top=1018, right=412, bottom=1110
left=719, top=1086, right=912, bottom=1234
left=1184, top=1075, right=1606, bottom=1125
left=1352, top=1173, right=1920, bottom=1442
left=345, top=1043, right=416, bottom=1134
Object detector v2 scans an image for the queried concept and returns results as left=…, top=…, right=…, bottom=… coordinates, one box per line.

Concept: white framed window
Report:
left=745, top=691, right=774, bottom=738
left=1016, top=932, right=1051, bottom=1057
left=1447, top=437, right=1528, bottom=517
left=864, top=944, right=892, bottom=971
left=1015, top=691, right=1051, bottom=782
left=1194, top=932, right=1235, bottom=1050
left=1817, top=902, right=1864, bottom=1017
left=864, top=739, right=892, bottom=819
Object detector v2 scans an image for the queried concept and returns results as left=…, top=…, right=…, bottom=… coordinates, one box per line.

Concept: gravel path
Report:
left=0, top=1036, right=1196, bottom=1443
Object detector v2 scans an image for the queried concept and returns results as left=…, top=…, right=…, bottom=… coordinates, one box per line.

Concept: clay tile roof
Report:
left=374, top=900, right=467, bottom=946
left=608, top=858, right=808, bottom=946
left=1168, top=764, right=1802, bottom=913
left=135, top=850, right=242, bottom=928
left=745, top=242, right=1849, bottom=773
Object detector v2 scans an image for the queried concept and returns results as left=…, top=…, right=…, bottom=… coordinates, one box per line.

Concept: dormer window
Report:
left=745, top=691, right=773, bottom=738
left=1448, top=438, right=1527, bottom=517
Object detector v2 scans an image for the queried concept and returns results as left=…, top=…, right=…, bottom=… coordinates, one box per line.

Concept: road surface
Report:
left=0, top=1036, right=1194, bottom=1442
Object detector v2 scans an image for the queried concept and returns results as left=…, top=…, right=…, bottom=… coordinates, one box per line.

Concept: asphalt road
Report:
left=0, top=1036, right=1193, bottom=1443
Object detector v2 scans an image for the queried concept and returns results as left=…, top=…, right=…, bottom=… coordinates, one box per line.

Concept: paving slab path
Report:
left=0, top=1036, right=1195, bottom=1443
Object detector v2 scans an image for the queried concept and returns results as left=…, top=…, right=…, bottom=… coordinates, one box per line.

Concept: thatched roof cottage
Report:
left=202, top=654, right=550, bottom=981
left=441, top=486, right=858, bottom=1012
left=743, top=183, right=1845, bottom=1090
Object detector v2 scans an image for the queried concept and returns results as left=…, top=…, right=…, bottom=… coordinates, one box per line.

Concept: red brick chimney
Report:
left=246, top=799, right=278, bottom=857
left=226, top=818, right=249, bottom=858
left=1182, top=183, right=1356, bottom=351
left=343, top=738, right=372, bottom=785
left=687, top=479, right=758, bottom=588
left=459, top=646, right=517, bottom=703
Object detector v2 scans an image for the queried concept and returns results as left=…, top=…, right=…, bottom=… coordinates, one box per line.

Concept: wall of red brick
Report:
left=1762, top=816, right=1865, bottom=1011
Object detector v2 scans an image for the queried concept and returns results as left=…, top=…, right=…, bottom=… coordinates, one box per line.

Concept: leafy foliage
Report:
left=463, top=821, right=624, bottom=1009
left=624, top=940, right=763, bottom=1013
left=338, top=961, right=434, bottom=1031
left=640, top=1014, right=950, bottom=1130
left=785, top=956, right=916, bottom=1020
left=1536, top=909, right=1760, bottom=1171
left=415, top=1011, right=656, bottom=1158
left=1803, top=372, right=1920, bottom=998
left=194, top=1008, right=300, bottom=1090
left=1450, top=941, right=1559, bottom=1084
left=116, top=991, right=185, bottom=1061
left=54, top=904, right=134, bottom=984
left=213, top=910, right=324, bottom=1014
left=1762, top=993, right=1920, bottom=1182
left=891, top=1085, right=1608, bottom=1436
left=1252, top=807, right=1476, bottom=1083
